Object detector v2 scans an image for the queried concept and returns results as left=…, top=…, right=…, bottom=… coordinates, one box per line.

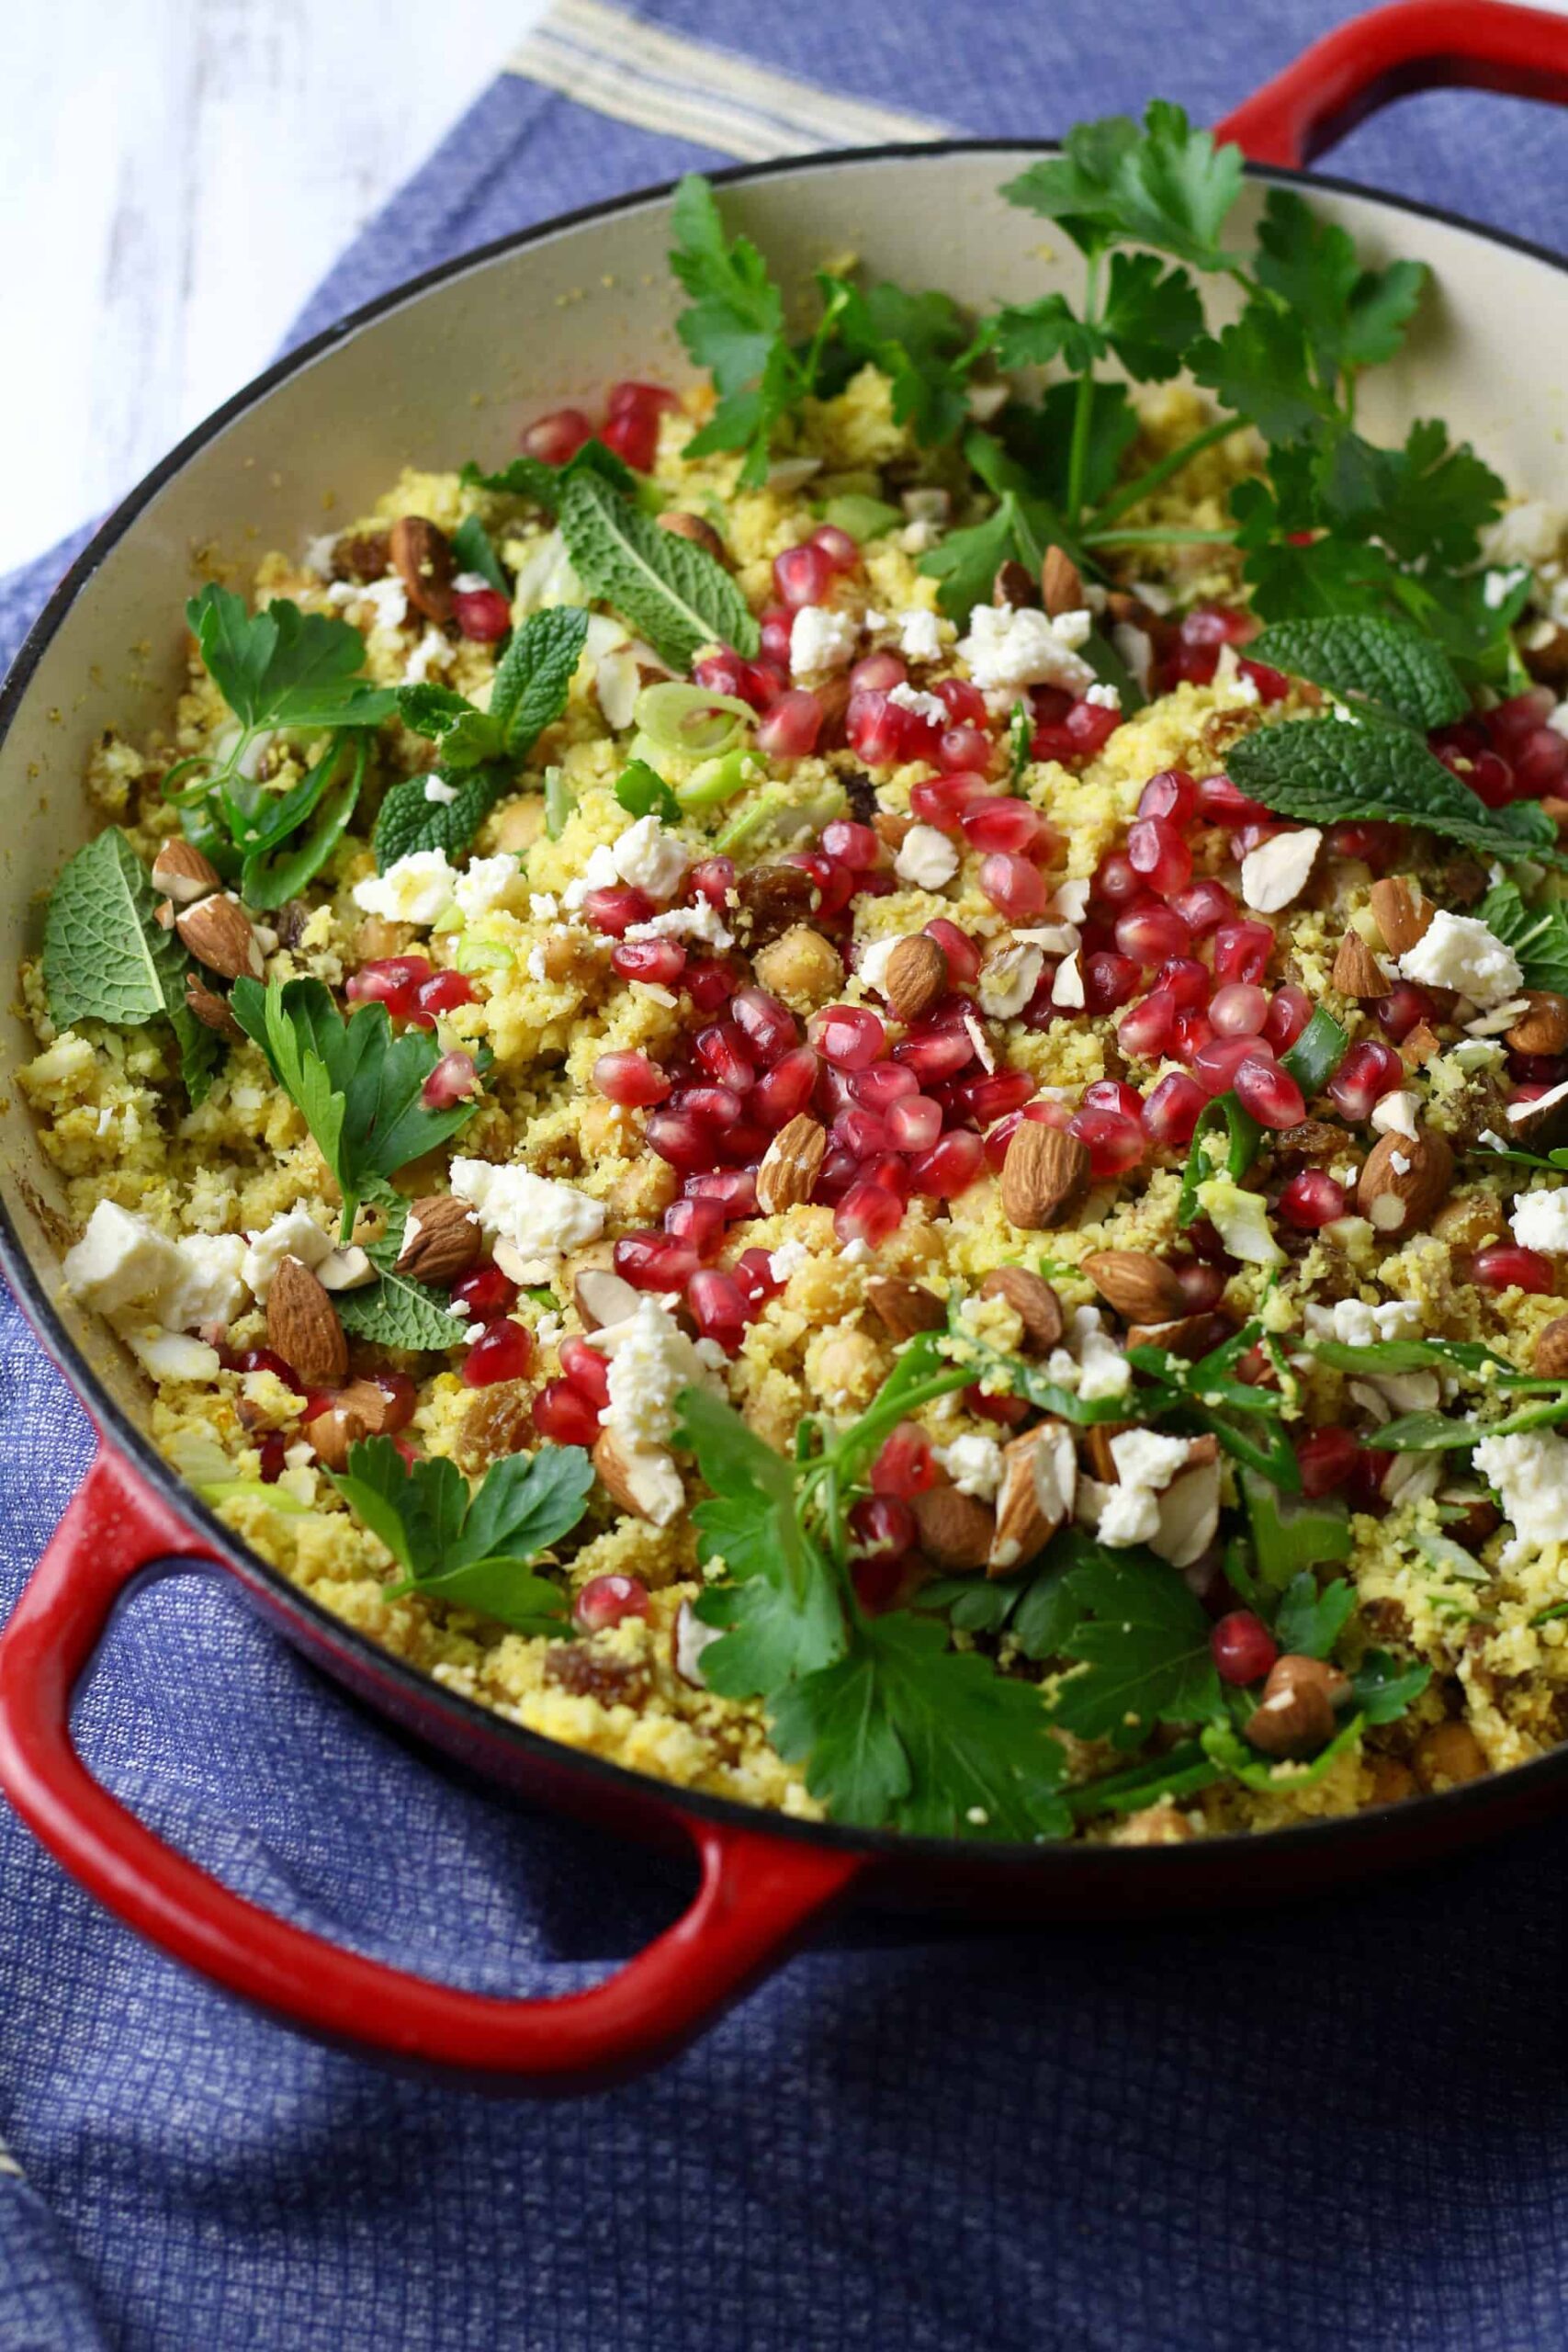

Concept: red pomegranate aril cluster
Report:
left=573, top=1574, right=651, bottom=1634
left=1295, top=1427, right=1359, bottom=1498
left=453, top=585, right=511, bottom=643
left=422, top=1051, right=480, bottom=1110
left=1234, top=1054, right=1304, bottom=1130
left=1140, top=1069, right=1207, bottom=1148
left=1328, top=1039, right=1403, bottom=1122
left=520, top=380, right=677, bottom=475
left=451, top=1262, right=517, bottom=1320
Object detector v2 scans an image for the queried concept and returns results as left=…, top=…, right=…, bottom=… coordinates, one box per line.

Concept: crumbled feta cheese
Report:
left=895, top=608, right=946, bottom=662
left=561, top=842, right=622, bottom=911
left=1398, top=910, right=1523, bottom=1009
left=353, top=849, right=457, bottom=925
left=1304, top=1296, right=1421, bottom=1348
left=423, top=777, right=458, bottom=805
left=242, top=1209, right=334, bottom=1302
left=1370, top=1091, right=1420, bottom=1140
left=856, top=934, right=908, bottom=996
left=402, top=628, right=451, bottom=685
left=887, top=683, right=948, bottom=725
left=895, top=825, right=960, bottom=890
left=1051, top=950, right=1086, bottom=1010
left=613, top=812, right=689, bottom=900
left=453, top=854, right=519, bottom=922
left=935, top=1435, right=1006, bottom=1500
left=1240, top=826, right=1321, bottom=915
left=529, top=893, right=559, bottom=920
left=1483, top=501, right=1567, bottom=569
left=452, top=571, right=491, bottom=595
left=624, top=901, right=734, bottom=951
left=1097, top=1428, right=1194, bottom=1546
left=768, top=1238, right=812, bottom=1282
left=63, top=1204, right=245, bottom=1331
left=790, top=605, right=859, bottom=679
left=301, top=531, right=338, bottom=580
left=120, top=1327, right=223, bottom=1384
left=977, top=942, right=1043, bottom=1019
left=592, top=1296, right=722, bottom=1460
left=956, top=604, right=1095, bottom=698
left=357, top=575, right=409, bottom=630
left=1511, top=1187, right=1568, bottom=1254
left=448, top=1159, right=604, bottom=1277
left=1049, top=878, right=1091, bottom=925
left=1082, top=682, right=1121, bottom=710
left=1472, top=1428, right=1568, bottom=1566
left=1076, top=1311, right=1132, bottom=1402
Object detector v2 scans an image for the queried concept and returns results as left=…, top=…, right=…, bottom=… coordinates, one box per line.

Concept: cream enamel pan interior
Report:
left=3, top=141, right=1565, bottom=1662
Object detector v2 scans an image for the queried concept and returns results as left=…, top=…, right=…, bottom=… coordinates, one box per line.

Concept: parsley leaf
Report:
left=1478, top=879, right=1568, bottom=994
left=1001, top=102, right=1243, bottom=271
left=230, top=977, right=488, bottom=1240
left=1254, top=188, right=1426, bottom=388
left=1247, top=615, right=1469, bottom=729
left=1097, top=251, right=1204, bottom=380
left=558, top=469, right=760, bottom=668
left=827, top=277, right=980, bottom=446
left=332, top=1436, right=591, bottom=1629
left=42, top=828, right=221, bottom=1104
left=1190, top=304, right=1328, bottom=446
left=1350, top=1649, right=1431, bottom=1724
left=1047, top=1547, right=1224, bottom=1749
left=186, top=584, right=396, bottom=735
left=1273, top=1572, right=1356, bottom=1659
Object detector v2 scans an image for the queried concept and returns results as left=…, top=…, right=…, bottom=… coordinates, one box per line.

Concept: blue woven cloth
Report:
left=10, top=6, right=1568, bottom=2346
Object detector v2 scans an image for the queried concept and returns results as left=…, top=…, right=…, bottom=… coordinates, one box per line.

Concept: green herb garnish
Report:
left=558, top=469, right=759, bottom=668
left=42, top=828, right=221, bottom=1104
left=332, top=1436, right=592, bottom=1629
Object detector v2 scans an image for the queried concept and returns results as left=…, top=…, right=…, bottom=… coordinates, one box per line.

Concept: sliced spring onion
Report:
left=454, top=937, right=516, bottom=975
left=819, top=492, right=902, bottom=542
left=198, top=1479, right=310, bottom=1515
left=1240, top=1468, right=1351, bottom=1593
left=635, top=680, right=755, bottom=758
left=675, top=747, right=759, bottom=811
left=544, top=765, right=575, bottom=841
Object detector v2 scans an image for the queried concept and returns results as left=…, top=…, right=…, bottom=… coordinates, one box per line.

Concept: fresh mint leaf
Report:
left=490, top=605, right=591, bottom=753
left=42, top=828, right=221, bottom=1104
left=1047, top=1549, right=1224, bottom=1749
left=615, top=760, right=682, bottom=823
left=186, top=583, right=395, bottom=734
left=372, top=769, right=512, bottom=869
left=458, top=440, right=637, bottom=513
left=451, top=514, right=508, bottom=599
left=230, top=977, right=487, bottom=1239
left=1273, top=1572, right=1356, bottom=1660
left=1350, top=1649, right=1431, bottom=1724
left=332, top=1436, right=591, bottom=1631
left=773, top=1611, right=1070, bottom=1840
left=1254, top=188, right=1426, bottom=386
left=1227, top=714, right=1566, bottom=867
left=1479, top=880, right=1568, bottom=995
left=558, top=470, right=759, bottom=669
left=1247, top=615, right=1469, bottom=730
left=395, top=684, right=502, bottom=772
left=335, top=1192, right=470, bottom=1353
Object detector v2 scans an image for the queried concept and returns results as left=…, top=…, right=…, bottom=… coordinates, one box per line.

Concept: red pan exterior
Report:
left=6, top=4, right=1568, bottom=2088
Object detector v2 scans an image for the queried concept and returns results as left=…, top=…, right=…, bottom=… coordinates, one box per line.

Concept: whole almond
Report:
left=1000, top=1122, right=1090, bottom=1230
left=176, top=894, right=265, bottom=980
left=910, top=1485, right=996, bottom=1572
left=756, top=1113, right=827, bottom=1214
left=1331, top=929, right=1388, bottom=999
left=151, top=839, right=222, bottom=904
left=865, top=1277, right=946, bottom=1340
left=977, top=1265, right=1063, bottom=1353
left=389, top=514, right=455, bottom=623
left=1506, top=991, right=1568, bottom=1057
left=266, top=1254, right=347, bottom=1387
left=185, top=975, right=243, bottom=1041
left=1356, top=1127, right=1454, bottom=1238
left=1244, top=1653, right=1348, bottom=1759
left=658, top=510, right=727, bottom=562
left=1369, top=876, right=1433, bottom=956
left=395, top=1194, right=482, bottom=1284
left=989, top=1421, right=1073, bottom=1574
left=1536, top=1314, right=1568, bottom=1376
left=883, top=933, right=948, bottom=1022
left=992, top=558, right=1036, bottom=609
left=1083, top=1249, right=1186, bottom=1324
left=1042, top=544, right=1084, bottom=618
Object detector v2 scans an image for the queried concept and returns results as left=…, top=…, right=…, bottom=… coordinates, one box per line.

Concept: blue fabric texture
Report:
left=7, top=6, right=1568, bottom=2346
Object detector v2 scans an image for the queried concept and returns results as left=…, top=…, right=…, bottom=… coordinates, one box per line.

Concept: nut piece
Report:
left=1536, top=1314, right=1568, bottom=1377
left=1243, top=1653, right=1349, bottom=1760
left=151, top=839, right=222, bottom=905
left=573, top=1267, right=640, bottom=1330
left=307, top=1376, right=403, bottom=1471
left=755, top=1114, right=828, bottom=1214
left=1000, top=1122, right=1090, bottom=1230
left=394, top=1194, right=482, bottom=1284
left=1412, top=1719, right=1488, bottom=1791
left=1331, top=928, right=1388, bottom=999
left=1042, top=544, right=1085, bottom=619
left=1083, top=1249, right=1186, bottom=1325
left=1369, top=876, right=1433, bottom=956
left=592, top=1430, right=677, bottom=1523
left=658, top=510, right=726, bottom=561
left=184, top=975, right=243, bottom=1041
left=1506, top=991, right=1568, bottom=1057
left=1126, top=1309, right=1234, bottom=1361
left=883, top=933, right=949, bottom=1023
left=389, top=514, right=455, bottom=624
left=864, top=1277, right=946, bottom=1340
left=977, top=1265, right=1064, bottom=1353
left=992, top=558, right=1037, bottom=608
left=266, top=1254, right=348, bottom=1388
left=176, top=894, right=265, bottom=981
left=1356, top=1127, right=1454, bottom=1238
left=989, top=1420, right=1075, bottom=1573
left=910, top=1485, right=997, bottom=1572
left=1399, top=1021, right=1442, bottom=1072
left=752, top=923, right=843, bottom=1010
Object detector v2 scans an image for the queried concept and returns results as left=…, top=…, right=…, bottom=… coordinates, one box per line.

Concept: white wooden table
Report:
left=0, top=0, right=551, bottom=579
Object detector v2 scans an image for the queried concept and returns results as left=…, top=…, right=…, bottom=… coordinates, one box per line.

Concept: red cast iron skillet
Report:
left=4, top=2, right=1568, bottom=2093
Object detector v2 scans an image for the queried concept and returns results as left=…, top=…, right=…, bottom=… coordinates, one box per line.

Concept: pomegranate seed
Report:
left=847, top=689, right=911, bottom=766
left=1209, top=982, right=1269, bottom=1037
left=848, top=1495, right=916, bottom=1558
left=1348, top=1448, right=1393, bottom=1516
left=423, top=1051, right=480, bottom=1109
left=783, top=848, right=853, bottom=917
left=613, top=938, right=687, bottom=986
left=732, top=1247, right=781, bottom=1307
left=1472, top=1243, right=1555, bottom=1295
left=1141, top=1069, right=1207, bottom=1148
left=224, top=1344, right=305, bottom=1395
left=573, top=1574, right=651, bottom=1632
left=1068, top=1106, right=1145, bottom=1178
left=1466, top=748, right=1517, bottom=808
left=462, top=1317, right=534, bottom=1386
left=1125, top=815, right=1192, bottom=896
left=872, top=1423, right=937, bottom=1497
left=810, top=1004, right=886, bottom=1071
left=1156, top=956, right=1211, bottom=1010
left=1091, top=850, right=1142, bottom=910
left=833, top=1105, right=896, bottom=1158
left=1234, top=1054, right=1304, bottom=1129
left=966, top=1384, right=1030, bottom=1428
left=850, top=1062, right=919, bottom=1113
left=684, top=1169, right=759, bottom=1219
left=685, top=959, right=739, bottom=1012
left=911, top=770, right=990, bottom=829
left=694, top=652, right=772, bottom=714
left=922, top=919, right=981, bottom=984
left=664, top=1197, right=726, bottom=1259
left=863, top=1150, right=912, bottom=1200
left=1296, top=1427, right=1359, bottom=1498
left=728, top=988, right=796, bottom=1066
left=1115, top=902, right=1191, bottom=967
left=1513, top=729, right=1568, bottom=798
left=601, top=407, right=660, bottom=470
left=835, top=1181, right=904, bottom=1247
left=752, top=1046, right=819, bottom=1126
left=669, top=1082, right=743, bottom=1130
left=1137, top=769, right=1198, bottom=826
left=1213, top=922, right=1275, bottom=987
left=695, top=1022, right=755, bottom=1092
left=1196, top=774, right=1270, bottom=828
left=962, top=798, right=1048, bottom=856
left=1328, top=1039, right=1403, bottom=1122
left=932, top=677, right=987, bottom=728
left=1170, top=1007, right=1213, bottom=1064
left=607, top=379, right=679, bottom=421
left=1119, top=989, right=1178, bottom=1060
left=977, top=850, right=1047, bottom=922
left=1327, top=820, right=1404, bottom=861
left=687, top=1268, right=750, bottom=1351
left=894, top=1025, right=974, bottom=1081
left=346, top=955, right=433, bottom=1018
left=453, top=586, right=511, bottom=642
left=416, top=969, right=479, bottom=1018
left=686, top=855, right=738, bottom=914
left=1083, top=1079, right=1144, bottom=1121
left=939, top=724, right=998, bottom=776
left=1374, top=982, right=1437, bottom=1045
left=1263, top=986, right=1312, bottom=1053
left=757, top=690, right=823, bottom=758
left=558, top=1337, right=612, bottom=1409
left=888, top=1093, right=943, bottom=1149
left=1169, top=877, right=1234, bottom=934
left=1488, top=686, right=1556, bottom=744
left=1239, top=659, right=1291, bottom=704
left=850, top=650, right=908, bottom=695
left=1279, top=1170, right=1347, bottom=1230
left=773, top=543, right=836, bottom=607
left=257, top=1431, right=288, bottom=1482
left=451, top=1263, right=517, bottom=1320
left=1193, top=1035, right=1269, bottom=1096
left=615, top=1230, right=702, bottom=1289
left=642, top=1110, right=715, bottom=1173
left=908, top=1129, right=986, bottom=1197
left=592, top=1048, right=671, bottom=1108
left=1212, top=1611, right=1278, bottom=1686
left=1182, top=604, right=1252, bottom=648
left=818, top=820, right=878, bottom=872
left=1083, top=952, right=1142, bottom=1014
left=521, top=407, right=592, bottom=464
left=964, top=1069, right=1036, bottom=1124
left=582, top=885, right=653, bottom=937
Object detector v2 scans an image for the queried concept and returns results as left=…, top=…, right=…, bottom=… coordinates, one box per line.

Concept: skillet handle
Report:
left=0, top=1447, right=862, bottom=2089
left=1216, top=0, right=1568, bottom=167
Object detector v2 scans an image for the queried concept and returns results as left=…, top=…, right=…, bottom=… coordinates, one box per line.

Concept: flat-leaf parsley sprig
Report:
left=332, top=1437, right=592, bottom=1630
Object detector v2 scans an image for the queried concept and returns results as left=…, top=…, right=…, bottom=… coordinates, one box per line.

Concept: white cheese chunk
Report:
left=453, top=854, right=520, bottom=922
left=1473, top=1428, right=1568, bottom=1566
left=613, top=812, right=690, bottom=900
left=956, top=604, right=1095, bottom=697
left=353, top=849, right=457, bottom=926
left=1398, top=910, right=1523, bottom=1009
left=789, top=605, right=859, bottom=680
left=561, top=842, right=622, bottom=911
left=895, top=607, right=946, bottom=662
left=887, top=683, right=949, bottom=726
left=65, top=1204, right=247, bottom=1330
left=448, top=1159, right=604, bottom=1278
left=935, top=1435, right=1005, bottom=1500
left=1511, top=1187, right=1568, bottom=1254
left=895, top=825, right=960, bottom=890
left=590, top=1296, right=722, bottom=1459
left=242, top=1208, right=334, bottom=1302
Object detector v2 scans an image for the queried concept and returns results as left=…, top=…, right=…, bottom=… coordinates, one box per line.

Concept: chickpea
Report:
left=807, top=1328, right=884, bottom=1406
left=1432, top=1193, right=1505, bottom=1253
left=356, top=916, right=413, bottom=960
left=1366, top=1755, right=1418, bottom=1807
left=488, top=795, right=547, bottom=854
left=752, top=923, right=844, bottom=1010
left=1413, top=1719, right=1488, bottom=1792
